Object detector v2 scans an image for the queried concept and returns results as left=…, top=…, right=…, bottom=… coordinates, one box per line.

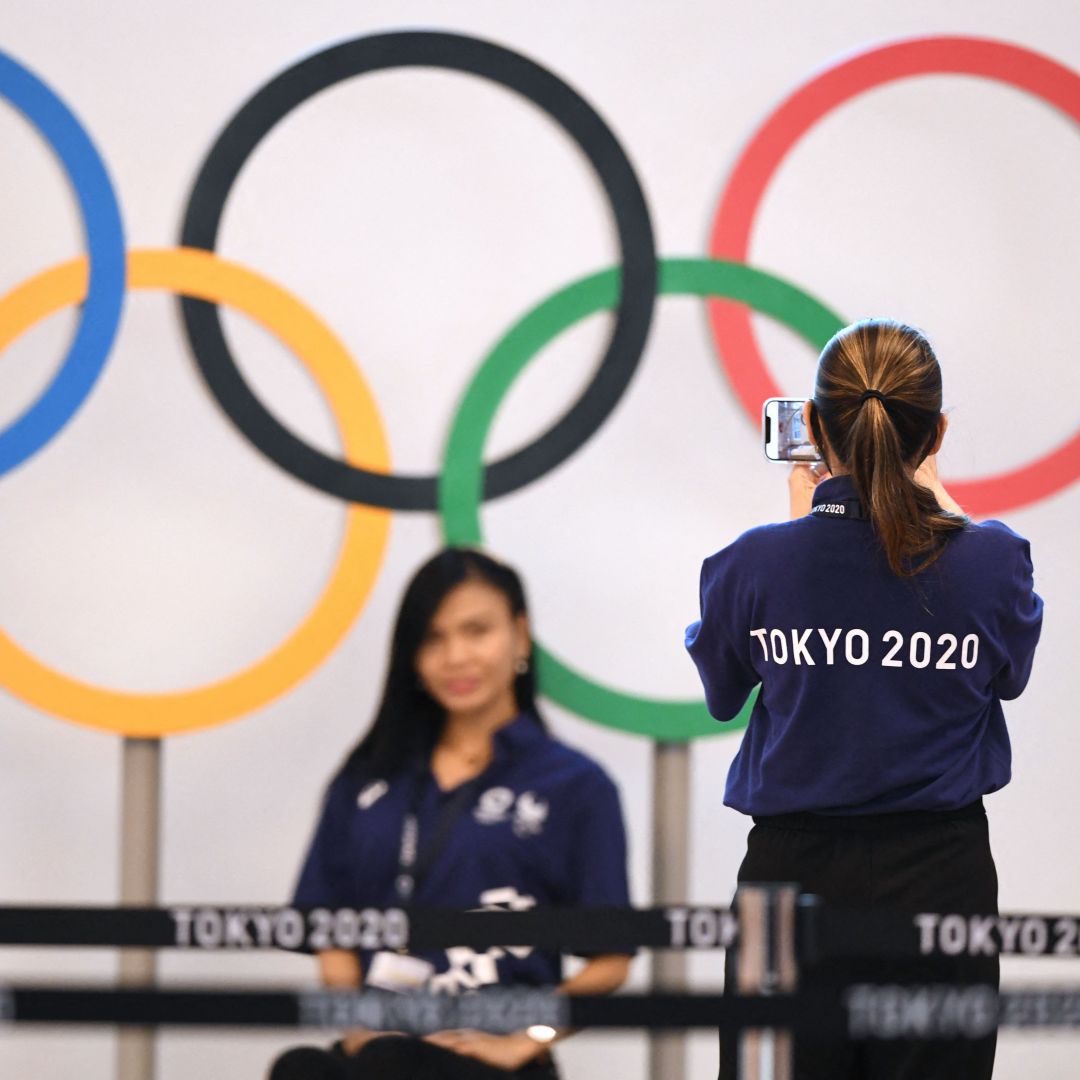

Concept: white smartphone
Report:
left=762, top=397, right=821, bottom=463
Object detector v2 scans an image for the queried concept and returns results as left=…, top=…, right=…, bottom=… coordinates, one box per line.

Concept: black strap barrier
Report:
left=2, top=985, right=1079, bottom=1038
left=1, top=904, right=1079, bottom=959
left=816, top=909, right=1080, bottom=961
left=0, top=905, right=736, bottom=953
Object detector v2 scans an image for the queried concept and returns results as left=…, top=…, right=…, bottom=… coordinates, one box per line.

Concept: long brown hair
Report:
left=809, top=319, right=966, bottom=576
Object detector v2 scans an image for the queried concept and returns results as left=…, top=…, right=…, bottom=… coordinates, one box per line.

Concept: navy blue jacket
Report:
left=293, top=713, right=630, bottom=991
left=685, top=475, right=1043, bottom=816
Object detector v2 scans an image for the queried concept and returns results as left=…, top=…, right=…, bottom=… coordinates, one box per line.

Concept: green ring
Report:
left=438, top=257, right=846, bottom=740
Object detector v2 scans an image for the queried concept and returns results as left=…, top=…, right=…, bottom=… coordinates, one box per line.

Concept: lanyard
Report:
left=395, top=771, right=484, bottom=903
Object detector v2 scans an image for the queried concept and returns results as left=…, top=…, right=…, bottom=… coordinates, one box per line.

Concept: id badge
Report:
left=366, top=950, right=436, bottom=992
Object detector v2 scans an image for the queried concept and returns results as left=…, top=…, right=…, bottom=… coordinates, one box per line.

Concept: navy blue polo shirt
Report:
left=685, top=475, right=1043, bottom=817
left=293, top=713, right=630, bottom=991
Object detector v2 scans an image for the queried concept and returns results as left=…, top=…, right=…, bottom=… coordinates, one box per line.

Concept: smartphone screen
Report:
left=762, top=398, right=821, bottom=463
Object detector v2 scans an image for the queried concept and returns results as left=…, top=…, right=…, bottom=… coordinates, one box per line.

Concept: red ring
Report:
left=708, top=36, right=1080, bottom=516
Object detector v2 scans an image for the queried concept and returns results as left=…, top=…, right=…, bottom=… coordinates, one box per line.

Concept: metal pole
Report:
left=650, top=741, right=690, bottom=1080
left=734, top=884, right=798, bottom=1080
left=116, top=737, right=161, bottom=1080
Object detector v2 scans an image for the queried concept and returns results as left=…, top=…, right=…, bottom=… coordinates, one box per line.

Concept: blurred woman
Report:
left=271, top=547, right=633, bottom=1080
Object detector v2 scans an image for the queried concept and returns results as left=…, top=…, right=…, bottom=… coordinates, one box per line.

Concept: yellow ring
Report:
left=0, top=248, right=391, bottom=737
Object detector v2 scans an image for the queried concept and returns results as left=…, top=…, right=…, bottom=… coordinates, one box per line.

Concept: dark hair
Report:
left=809, top=319, right=967, bottom=576
left=340, top=547, right=540, bottom=779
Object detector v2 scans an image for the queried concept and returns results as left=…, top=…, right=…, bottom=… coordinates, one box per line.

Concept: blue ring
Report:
left=0, top=52, right=125, bottom=475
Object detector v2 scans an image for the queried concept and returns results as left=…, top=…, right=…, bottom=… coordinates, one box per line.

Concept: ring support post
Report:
left=650, top=742, right=691, bottom=1079
left=116, top=737, right=161, bottom=1080
left=734, top=883, right=799, bottom=1080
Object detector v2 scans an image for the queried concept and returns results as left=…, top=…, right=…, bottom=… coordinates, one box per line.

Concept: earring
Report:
left=514, top=657, right=529, bottom=675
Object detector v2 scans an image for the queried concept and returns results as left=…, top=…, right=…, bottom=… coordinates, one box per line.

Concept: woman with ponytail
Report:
left=686, top=320, right=1043, bottom=1079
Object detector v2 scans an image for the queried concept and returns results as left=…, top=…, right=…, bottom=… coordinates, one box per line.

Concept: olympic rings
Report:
left=708, top=36, right=1080, bottom=517
left=3, top=32, right=1078, bottom=740
left=439, top=256, right=846, bottom=740
left=0, top=51, right=125, bottom=476
left=0, top=248, right=390, bottom=737
left=178, top=30, right=657, bottom=512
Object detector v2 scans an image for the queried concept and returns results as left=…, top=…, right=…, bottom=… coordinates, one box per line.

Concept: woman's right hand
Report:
left=788, top=463, right=829, bottom=520
left=319, top=950, right=403, bottom=1056
left=341, top=1029, right=408, bottom=1055
left=341, top=1029, right=380, bottom=1055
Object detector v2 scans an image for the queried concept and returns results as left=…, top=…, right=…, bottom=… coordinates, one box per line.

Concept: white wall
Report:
left=1, top=1, right=1078, bottom=1077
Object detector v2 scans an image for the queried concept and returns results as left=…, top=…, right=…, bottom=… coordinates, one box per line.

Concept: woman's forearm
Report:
left=319, top=951, right=387, bottom=1055
left=558, top=953, right=632, bottom=996
left=318, top=948, right=362, bottom=988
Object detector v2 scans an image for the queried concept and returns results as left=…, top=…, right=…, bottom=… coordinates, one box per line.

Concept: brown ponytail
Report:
left=809, top=320, right=966, bottom=576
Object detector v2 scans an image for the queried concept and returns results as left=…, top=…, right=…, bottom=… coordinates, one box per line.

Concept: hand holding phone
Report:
left=788, top=462, right=830, bottom=519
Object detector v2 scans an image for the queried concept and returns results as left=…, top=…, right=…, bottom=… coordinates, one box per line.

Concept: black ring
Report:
left=178, top=31, right=657, bottom=511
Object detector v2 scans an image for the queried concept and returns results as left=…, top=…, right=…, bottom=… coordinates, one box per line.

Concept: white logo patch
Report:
left=474, top=786, right=515, bottom=825
left=427, top=887, right=537, bottom=993
left=513, top=791, right=549, bottom=837
left=357, top=780, right=388, bottom=810
left=478, top=887, right=537, bottom=958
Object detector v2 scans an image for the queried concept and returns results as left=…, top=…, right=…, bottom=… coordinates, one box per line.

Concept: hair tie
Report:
left=859, top=388, right=887, bottom=406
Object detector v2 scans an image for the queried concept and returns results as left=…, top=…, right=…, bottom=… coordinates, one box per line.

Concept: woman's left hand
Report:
left=423, top=1029, right=542, bottom=1070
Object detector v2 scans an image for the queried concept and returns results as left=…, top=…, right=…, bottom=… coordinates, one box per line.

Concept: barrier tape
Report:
left=846, top=984, right=1080, bottom=1040
left=2, top=905, right=1079, bottom=959
left=814, top=909, right=1080, bottom=960
left=1, top=984, right=1079, bottom=1038
left=0, top=905, right=736, bottom=953
left=0, top=986, right=772, bottom=1032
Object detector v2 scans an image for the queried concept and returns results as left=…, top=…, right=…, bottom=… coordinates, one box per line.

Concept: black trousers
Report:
left=718, top=801, right=999, bottom=1080
left=268, top=1036, right=559, bottom=1080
